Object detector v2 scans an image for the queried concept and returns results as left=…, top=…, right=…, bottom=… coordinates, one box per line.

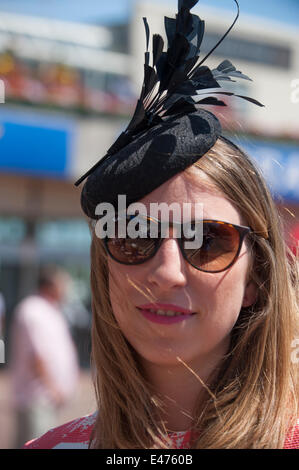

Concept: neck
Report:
left=140, top=341, right=229, bottom=432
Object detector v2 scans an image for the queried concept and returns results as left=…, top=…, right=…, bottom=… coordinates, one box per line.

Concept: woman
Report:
left=24, top=0, right=299, bottom=449
left=89, top=137, right=299, bottom=449
left=24, top=136, right=299, bottom=449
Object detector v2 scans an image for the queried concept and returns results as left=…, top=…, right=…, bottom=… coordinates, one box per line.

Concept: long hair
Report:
left=88, top=137, right=299, bottom=448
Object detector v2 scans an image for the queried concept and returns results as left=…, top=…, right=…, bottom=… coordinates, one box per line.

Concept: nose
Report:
left=147, top=237, right=187, bottom=290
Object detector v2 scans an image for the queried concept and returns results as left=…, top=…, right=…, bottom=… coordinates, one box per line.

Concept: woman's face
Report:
left=108, top=170, right=256, bottom=368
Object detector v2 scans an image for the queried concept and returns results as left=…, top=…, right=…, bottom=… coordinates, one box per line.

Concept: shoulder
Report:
left=23, top=412, right=97, bottom=449
left=14, top=296, right=45, bottom=322
left=13, top=296, right=57, bottom=332
left=284, top=419, right=299, bottom=449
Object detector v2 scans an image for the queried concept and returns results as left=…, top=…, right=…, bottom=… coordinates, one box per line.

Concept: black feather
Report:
left=166, top=97, right=197, bottom=116
left=126, top=99, right=146, bottom=132
left=75, top=0, right=264, bottom=187
left=192, top=66, right=221, bottom=90
left=178, top=0, right=199, bottom=11
left=153, top=34, right=164, bottom=67
left=235, top=95, right=264, bottom=107
left=142, top=64, right=158, bottom=99
left=164, top=17, right=176, bottom=48
left=197, top=97, right=227, bottom=106
left=212, top=60, right=252, bottom=81
left=143, top=17, right=150, bottom=53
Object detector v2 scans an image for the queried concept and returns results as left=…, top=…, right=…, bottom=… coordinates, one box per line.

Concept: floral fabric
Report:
left=23, top=413, right=299, bottom=449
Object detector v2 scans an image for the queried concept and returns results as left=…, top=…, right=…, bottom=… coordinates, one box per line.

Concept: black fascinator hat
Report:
left=75, top=0, right=263, bottom=219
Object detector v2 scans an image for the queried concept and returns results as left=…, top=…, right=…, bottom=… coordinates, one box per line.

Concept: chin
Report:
left=132, top=341, right=202, bottom=368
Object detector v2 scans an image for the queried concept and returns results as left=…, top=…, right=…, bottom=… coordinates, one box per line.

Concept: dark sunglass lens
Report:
left=106, top=237, right=158, bottom=264
left=106, top=214, right=159, bottom=264
left=184, top=222, right=240, bottom=272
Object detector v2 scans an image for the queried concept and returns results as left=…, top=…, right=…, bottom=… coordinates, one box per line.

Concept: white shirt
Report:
left=10, top=295, right=79, bottom=408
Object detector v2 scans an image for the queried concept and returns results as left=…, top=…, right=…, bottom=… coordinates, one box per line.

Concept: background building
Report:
left=0, top=12, right=134, bottom=362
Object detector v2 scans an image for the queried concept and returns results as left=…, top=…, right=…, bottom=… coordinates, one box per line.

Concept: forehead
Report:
left=138, top=170, right=243, bottom=225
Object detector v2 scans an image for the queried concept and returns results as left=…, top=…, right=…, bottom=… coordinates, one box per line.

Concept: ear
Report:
left=242, top=281, right=258, bottom=308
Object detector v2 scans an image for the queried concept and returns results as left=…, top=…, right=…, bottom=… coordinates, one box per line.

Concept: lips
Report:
left=137, top=303, right=196, bottom=325
left=138, top=303, right=195, bottom=314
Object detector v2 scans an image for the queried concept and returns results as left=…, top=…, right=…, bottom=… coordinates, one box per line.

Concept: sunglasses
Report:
left=103, top=214, right=252, bottom=273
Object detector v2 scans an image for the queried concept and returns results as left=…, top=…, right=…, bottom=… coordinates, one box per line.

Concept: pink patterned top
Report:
left=23, top=413, right=299, bottom=449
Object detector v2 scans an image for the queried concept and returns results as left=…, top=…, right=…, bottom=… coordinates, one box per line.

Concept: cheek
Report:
left=108, top=258, right=149, bottom=301
left=108, top=264, right=149, bottom=352
left=199, top=259, right=250, bottom=329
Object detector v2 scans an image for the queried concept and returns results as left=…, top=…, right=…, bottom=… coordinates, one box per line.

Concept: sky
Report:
left=0, top=0, right=298, bottom=26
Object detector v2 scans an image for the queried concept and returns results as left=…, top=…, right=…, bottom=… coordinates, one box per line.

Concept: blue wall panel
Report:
left=0, top=108, right=75, bottom=179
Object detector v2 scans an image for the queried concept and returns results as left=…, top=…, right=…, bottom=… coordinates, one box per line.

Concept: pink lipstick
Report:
left=137, top=303, right=195, bottom=325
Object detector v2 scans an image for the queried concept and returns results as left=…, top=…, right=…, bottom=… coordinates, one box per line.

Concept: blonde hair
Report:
left=88, top=137, right=299, bottom=448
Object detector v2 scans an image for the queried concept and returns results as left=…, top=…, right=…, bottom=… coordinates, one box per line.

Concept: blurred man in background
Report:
left=9, top=265, right=80, bottom=448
